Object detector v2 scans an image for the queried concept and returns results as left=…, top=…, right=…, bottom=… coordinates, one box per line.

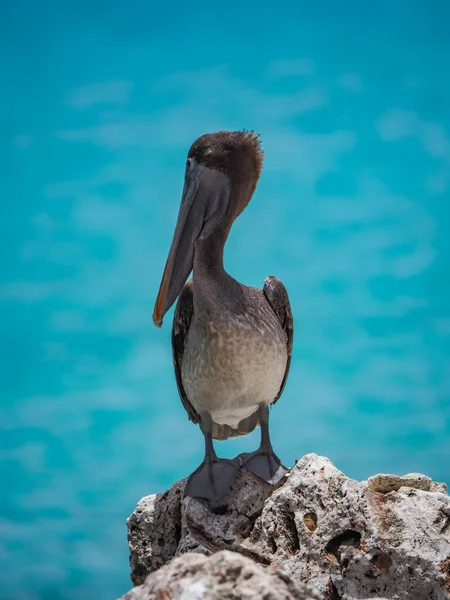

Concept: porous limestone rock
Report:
left=121, top=550, right=320, bottom=600
left=366, top=472, right=448, bottom=495
left=125, top=454, right=450, bottom=600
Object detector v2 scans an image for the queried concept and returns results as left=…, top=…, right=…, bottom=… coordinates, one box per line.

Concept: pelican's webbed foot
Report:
left=184, top=456, right=240, bottom=500
left=238, top=403, right=289, bottom=485
left=184, top=412, right=240, bottom=501
left=239, top=447, right=288, bottom=485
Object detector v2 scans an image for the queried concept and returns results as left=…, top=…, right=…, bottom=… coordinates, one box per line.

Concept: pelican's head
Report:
left=153, top=130, right=264, bottom=327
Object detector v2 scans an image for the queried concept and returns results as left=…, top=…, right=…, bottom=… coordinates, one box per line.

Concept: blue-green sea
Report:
left=1, top=1, right=449, bottom=598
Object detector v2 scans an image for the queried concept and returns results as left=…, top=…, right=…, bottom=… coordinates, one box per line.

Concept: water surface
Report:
left=1, top=1, right=449, bottom=598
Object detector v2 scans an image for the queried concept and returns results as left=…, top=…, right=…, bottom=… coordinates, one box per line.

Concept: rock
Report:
left=250, top=455, right=450, bottom=599
left=366, top=473, right=449, bottom=496
left=127, top=480, right=186, bottom=583
left=125, top=453, right=450, bottom=600
left=120, top=550, right=320, bottom=600
left=432, top=482, right=449, bottom=495
left=127, top=468, right=281, bottom=586
left=367, top=472, right=433, bottom=493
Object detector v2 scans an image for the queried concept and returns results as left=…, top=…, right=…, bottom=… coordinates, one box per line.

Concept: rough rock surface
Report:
left=121, top=550, right=320, bottom=600
left=366, top=472, right=448, bottom=495
left=124, top=454, right=450, bottom=600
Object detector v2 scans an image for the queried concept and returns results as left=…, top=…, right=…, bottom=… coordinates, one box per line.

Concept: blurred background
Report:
left=1, top=0, right=450, bottom=598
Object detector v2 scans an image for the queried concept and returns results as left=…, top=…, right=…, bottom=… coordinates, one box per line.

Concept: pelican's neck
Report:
left=192, top=230, right=235, bottom=317
left=193, top=228, right=228, bottom=281
left=192, top=224, right=244, bottom=317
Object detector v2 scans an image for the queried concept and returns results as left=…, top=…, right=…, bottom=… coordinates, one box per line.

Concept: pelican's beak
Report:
left=153, top=163, right=229, bottom=327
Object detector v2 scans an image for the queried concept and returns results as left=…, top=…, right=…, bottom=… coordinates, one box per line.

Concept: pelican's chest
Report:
left=181, top=305, right=287, bottom=413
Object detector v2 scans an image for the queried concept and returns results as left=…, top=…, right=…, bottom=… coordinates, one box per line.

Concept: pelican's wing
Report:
left=263, top=276, right=294, bottom=405
left=171, top=279, right=199, bottom=424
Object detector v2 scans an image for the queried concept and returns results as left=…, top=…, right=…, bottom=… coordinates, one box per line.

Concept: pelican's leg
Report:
left=238, top=403, right=289, bottom=485
left=184, top=412, right=240, bottom=501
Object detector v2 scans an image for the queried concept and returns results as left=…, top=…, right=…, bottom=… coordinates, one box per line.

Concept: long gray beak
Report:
left=153, top=163, right=229, bottom=327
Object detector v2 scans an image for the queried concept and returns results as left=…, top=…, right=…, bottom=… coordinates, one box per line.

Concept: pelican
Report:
left=153, top=130, right=293, bottom=501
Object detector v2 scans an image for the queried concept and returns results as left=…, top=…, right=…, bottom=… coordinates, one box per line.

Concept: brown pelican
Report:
left=153, top=130, right=293, bottom=501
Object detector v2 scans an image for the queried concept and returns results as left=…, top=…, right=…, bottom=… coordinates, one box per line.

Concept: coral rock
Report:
left=124, top=454, right=450, bottom=600
left=121, top=550, right=320, bottom=600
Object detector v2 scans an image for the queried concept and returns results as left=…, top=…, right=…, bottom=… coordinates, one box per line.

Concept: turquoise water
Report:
left=1, top=1, right=450, bottom=598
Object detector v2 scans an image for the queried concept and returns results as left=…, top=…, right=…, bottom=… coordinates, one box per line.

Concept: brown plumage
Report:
left=172, top=276, right=293, bottom=440
left=153, top=129, right=294, bottom=499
